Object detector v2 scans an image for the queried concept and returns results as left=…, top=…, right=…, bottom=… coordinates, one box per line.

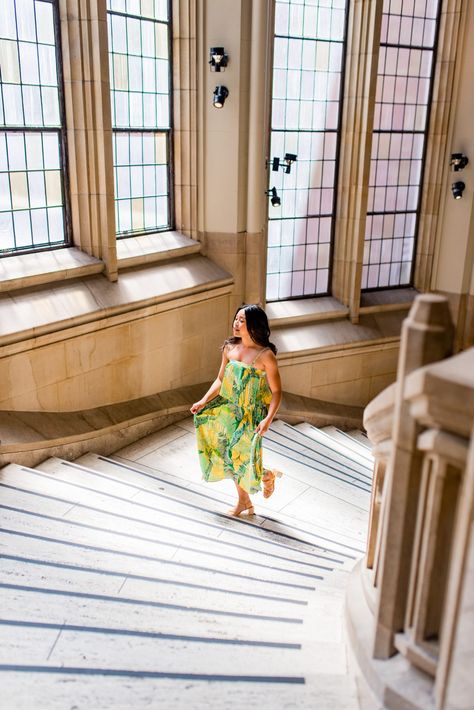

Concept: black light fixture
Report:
left=209, top=47, right=228, bottom=72
left=450, top=153, right=469, bottom=171
left=213, top=85, right=229, bottom=109
left=266, top=187, right=281, bottom=207
left=452, top=181, right=465, bottom=199
left=268, top=152, right=298, bottom=174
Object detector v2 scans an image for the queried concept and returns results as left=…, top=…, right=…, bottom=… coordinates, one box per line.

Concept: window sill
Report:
left=117, top=231, right=201, bottom=269
left=266, top=296, right=349, bottom=327
left=273, top=309, right=405, bottom=362
left=0, top=232, right=201, bottom=294
left=359, top=288, right=418, bottom=314
left=0, top=255, right=232, bottom=348
left=0, top=247, right=104, bottom=293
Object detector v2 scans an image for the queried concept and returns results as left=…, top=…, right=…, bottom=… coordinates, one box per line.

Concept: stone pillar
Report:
left=397, top=430, right=466, bottom=677
left=372, top=294, right=454, bottom=658
left=245, top=0, right=274, bottom=306
left=332, top=0, right=382, bottom=322
left=366, top=457, right=387, bottom=570
left=173, top=0, right=198, bottom=239
left=59, top=0, right=117, bottom=280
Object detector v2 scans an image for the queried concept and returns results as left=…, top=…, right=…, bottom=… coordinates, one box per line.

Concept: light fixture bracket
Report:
left=266, top=186, right=281, bottom=207
left=209, top=47, right=228, bottom=72
left=450, top=153, right=469, bottom=172
left=268, top=153, right=298, bottom=175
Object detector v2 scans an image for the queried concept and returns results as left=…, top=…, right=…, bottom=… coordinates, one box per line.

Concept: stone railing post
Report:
left=395, top=429, right=467, bottom=676
left=372, top=294, right=454, bottom=658
left=364, top=383, right=396, bottom=582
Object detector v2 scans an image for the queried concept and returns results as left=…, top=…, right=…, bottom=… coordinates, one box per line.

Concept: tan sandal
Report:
left=227, top=503, right=255, bottom=517
left=262, top=470, right=283, bottom=498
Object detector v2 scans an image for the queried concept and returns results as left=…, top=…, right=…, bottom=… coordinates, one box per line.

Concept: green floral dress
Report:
left=194, top=359, right=273, bottom=494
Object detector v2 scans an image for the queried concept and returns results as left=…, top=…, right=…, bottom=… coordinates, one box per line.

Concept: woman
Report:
left=190, top=304, right=282, bottom=517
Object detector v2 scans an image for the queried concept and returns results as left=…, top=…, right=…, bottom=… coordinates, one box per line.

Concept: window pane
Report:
left=267, top=0, right=348, bottom=300
left=0, top=1, right=68, bottom=254
left=363, top=0, right=441, bottom=290
left=107, top=0, right=172, bottom=237
left=0, top=130, right=67, bottom=254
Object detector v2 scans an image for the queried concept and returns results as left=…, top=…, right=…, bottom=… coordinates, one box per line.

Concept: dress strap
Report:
left=251, top=347, right=269, bottom=366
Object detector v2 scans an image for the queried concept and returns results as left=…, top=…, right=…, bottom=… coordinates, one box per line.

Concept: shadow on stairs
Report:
left=0, top=417, right=372, bottom=709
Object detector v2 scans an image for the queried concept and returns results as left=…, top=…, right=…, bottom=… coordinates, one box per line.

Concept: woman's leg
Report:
left=228, top=480, right=254, bottom=516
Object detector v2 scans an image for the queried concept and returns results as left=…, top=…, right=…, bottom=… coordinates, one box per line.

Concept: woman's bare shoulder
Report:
left=260, top=347, right=277, bottom=367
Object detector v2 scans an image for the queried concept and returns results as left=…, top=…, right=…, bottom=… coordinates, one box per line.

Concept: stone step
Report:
left=262, top=426, right=372, bottom=499
left=0, top=415, right=366, bottom=710
left=106, top=448, right=368, bottom=552
left=107, top=424, right=369, bottom=551
left=292, top=422, right=374, bottom=471
left=0, top=495, right=315, bottom=599
left=0, top=582, right=305, bottom=648
left=319, top=426, right=374, bottom=462
left=271, top=420, right=373, bottom=479
left=0, top=666, right=358, bottom=710
left=0, top=466, right=331, bottom=588
left=346, top=429, right=372, bottom=449
left=0, top=618, right=332, bottom=678
left=68, top=453, right=356, bottom=564
left=0, top=556, right=309, bottom=640
left=33, top=456, right=348, bottom=571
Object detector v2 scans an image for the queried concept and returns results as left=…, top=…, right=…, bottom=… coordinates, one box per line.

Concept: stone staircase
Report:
left=0, top=418, right=373, bottom=709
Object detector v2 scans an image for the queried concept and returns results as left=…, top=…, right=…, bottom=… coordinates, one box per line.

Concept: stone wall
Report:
left=0, top=293, right=230, bottom=412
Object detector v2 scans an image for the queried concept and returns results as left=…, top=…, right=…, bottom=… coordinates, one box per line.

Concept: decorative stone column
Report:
left=245, top=0, right=275, bottom=306
left=173, top=0, right=198, bottom=239
left=332, top=0, right=382, bottom=322
left=59, top=0, right=117, bottom=280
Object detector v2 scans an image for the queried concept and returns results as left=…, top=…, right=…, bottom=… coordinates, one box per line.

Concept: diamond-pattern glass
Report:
left=107, top=0, right=171, bottom=237
left=362, top=0, right=441, bottom=290
left=0, top=0, right=67, bottom=254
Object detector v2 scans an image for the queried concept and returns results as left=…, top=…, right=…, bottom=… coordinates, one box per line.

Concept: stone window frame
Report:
left=55, top=0, right=197, bottom=282
left=0, top=0, right=72, bottom=256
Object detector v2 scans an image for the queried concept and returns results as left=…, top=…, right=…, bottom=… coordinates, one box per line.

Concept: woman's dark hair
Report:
left=223, top=304, right=277, bottom=354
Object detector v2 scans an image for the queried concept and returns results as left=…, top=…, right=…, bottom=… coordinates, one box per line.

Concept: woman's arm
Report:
left=190, top=347, right=229, bottom=414
left=255, top=350, right=282, bottom=436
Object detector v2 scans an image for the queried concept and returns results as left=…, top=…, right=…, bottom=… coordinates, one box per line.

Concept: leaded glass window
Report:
left=0, top=0, right=68, bottom=255
left=107, top=0, right=172, bottom=237
left=266, top=0, right=348, bottom=301
left=362, top=0, right=441, bottom=290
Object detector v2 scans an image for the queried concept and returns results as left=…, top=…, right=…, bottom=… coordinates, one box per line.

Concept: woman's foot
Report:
left=262, top=470, right=283, bottom=498
left=227, top=501, right=254, bottom=517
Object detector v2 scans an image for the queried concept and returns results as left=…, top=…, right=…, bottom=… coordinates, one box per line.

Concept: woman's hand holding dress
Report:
left=255, top=416, right=272, bottom=436
left=190, top=400, right=206, bottom=414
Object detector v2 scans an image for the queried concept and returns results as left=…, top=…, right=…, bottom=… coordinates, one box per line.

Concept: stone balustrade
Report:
left=346, top=294, right=474, bottom=709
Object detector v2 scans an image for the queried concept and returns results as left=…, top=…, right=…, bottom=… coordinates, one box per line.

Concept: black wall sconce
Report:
left=266, top=187, right=281, bottom=207
left=213, top=85, right=229, bottom=109
left=209, top=47, right=228, bottom=72
left=268, top=153, right=298, bottom=175
left=450, top=153, right=469, bottom=171
left=452, top=181, right=465, bottom=200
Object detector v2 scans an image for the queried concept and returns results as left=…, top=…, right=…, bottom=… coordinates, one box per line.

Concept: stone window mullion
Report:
left=60, top=0, right=117, bottom=280
left=333, top=0, right=383, bottom=321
